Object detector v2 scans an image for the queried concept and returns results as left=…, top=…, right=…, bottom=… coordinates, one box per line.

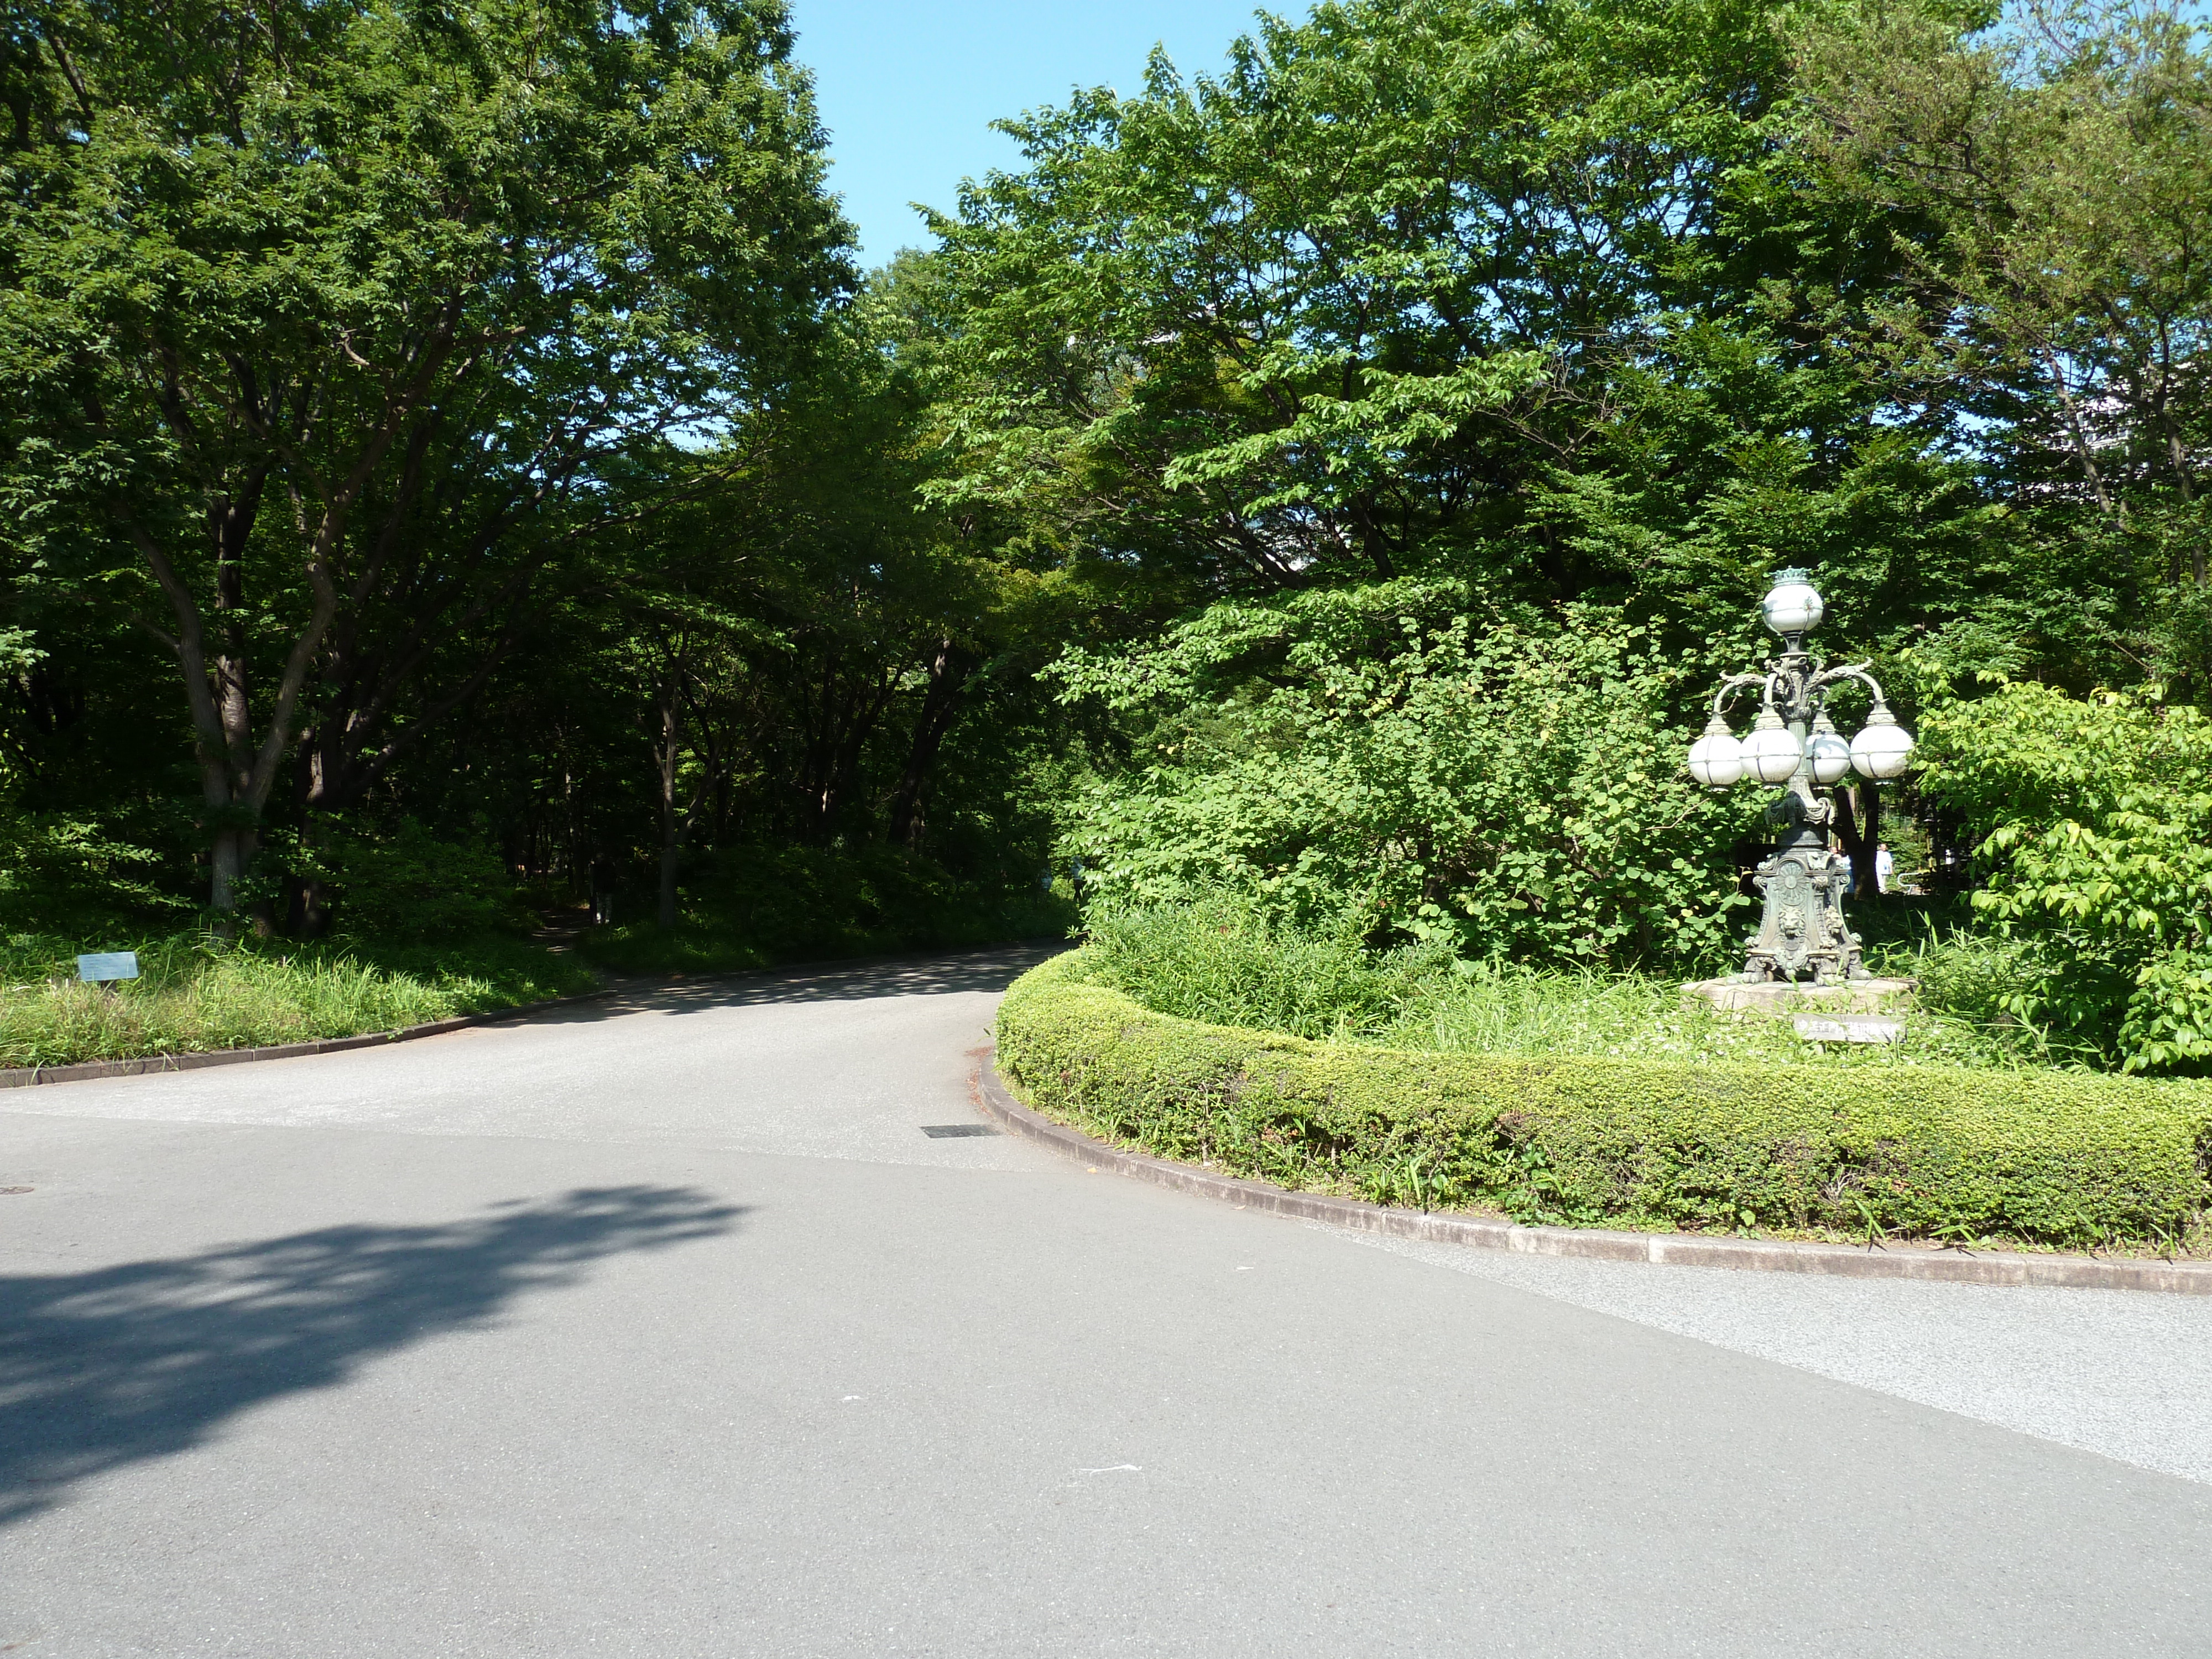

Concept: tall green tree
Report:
left=926, top=0, right=1936, bottom=614
left=1796, top=0, right=2212, bottom=681
left=0, top=0, right=849, bottom=912
left=915, top=0, right=2006, bottom=959
left=476, top=286, right=1076, bottom=935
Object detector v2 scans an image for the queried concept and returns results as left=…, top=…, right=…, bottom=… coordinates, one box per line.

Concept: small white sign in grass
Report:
left=76, top=952, right=140, bottom=984
left=1793, top=1014, right=1903, bottom=1045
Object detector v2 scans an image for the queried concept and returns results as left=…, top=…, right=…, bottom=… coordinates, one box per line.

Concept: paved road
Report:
left=2, top=946, right=2208, bottom=1657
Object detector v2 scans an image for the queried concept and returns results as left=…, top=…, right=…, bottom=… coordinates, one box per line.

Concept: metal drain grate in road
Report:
left=920, top=1124, right=1001, bottom=1139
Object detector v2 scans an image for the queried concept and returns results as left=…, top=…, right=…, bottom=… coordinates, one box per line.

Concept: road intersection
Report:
left=2, top=947, right=2206, bottom=1655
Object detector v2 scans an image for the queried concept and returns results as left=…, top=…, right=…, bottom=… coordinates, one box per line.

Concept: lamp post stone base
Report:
left=1684, top=977, right=1915, bottom=1018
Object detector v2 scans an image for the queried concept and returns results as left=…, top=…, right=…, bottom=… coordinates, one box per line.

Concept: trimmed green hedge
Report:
left=995, top=950, right=2212, bottom=1249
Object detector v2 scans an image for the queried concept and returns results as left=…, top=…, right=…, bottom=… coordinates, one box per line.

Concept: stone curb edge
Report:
left=0, top=988, right=618, bottom=1091
left=974, top=1060, right=2212, bottom=1297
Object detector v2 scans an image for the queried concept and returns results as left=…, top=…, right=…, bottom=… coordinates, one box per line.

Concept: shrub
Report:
left=0, top=811, right=190, bottom=936
left=1053, top=583, right=1759, bottom=972
left=1082, top=896, right=1451, bottom=1040
left=1093, top=896, right=2049, bottom=1070
left=1890, top=926, right=2127, bottom=1068
left=1918, top=684, right=2212, bottom=1070
left=316, top=820, right=523, bottom=941
left=994, top=951, right=2212, bottom=1248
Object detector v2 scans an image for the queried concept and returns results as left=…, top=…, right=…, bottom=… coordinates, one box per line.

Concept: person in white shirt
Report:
left=1874, top=843, right=1895, bottom=893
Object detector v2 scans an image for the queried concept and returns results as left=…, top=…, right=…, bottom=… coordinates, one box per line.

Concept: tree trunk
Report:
left=290, top=873, right=335, bottom=938
left=2158, top=401, right=2204, bottom=586
left=129, top=470, right=286, bottom=927
left=658, top=838, right=680, bottom=930
left=208, top=827, right=252, bottom=917
left=656, top=667, right=683, bottom=930
left=886, top=639, right=974, bottom=848
left=119, top=307, right=462, bottom=919
left=797, top=650, right=897, bottom=843
left=1831, top=780, right=1882, bottom=900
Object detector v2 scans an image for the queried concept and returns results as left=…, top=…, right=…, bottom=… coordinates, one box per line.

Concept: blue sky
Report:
left=789, top=1, right=1274, bottom=266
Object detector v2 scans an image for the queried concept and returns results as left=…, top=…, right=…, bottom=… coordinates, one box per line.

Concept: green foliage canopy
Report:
left=1796, top=0, right=2212, bottom=682
left=926, top=0, right=2009, bottom=656
left=0, top=0, right=851, bottom=907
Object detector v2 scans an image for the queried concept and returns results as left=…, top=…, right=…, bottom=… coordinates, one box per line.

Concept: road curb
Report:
left=0, top=988, right=617, bottom=1091
left=974, top=1061, right=2212, bottom=1296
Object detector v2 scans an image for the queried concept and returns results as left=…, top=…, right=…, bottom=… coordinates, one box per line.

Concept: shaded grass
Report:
left=580, top=902, right=1078, bottom=977
left=0, top=933, right=596, bottom=1069
left=578, top=926, right=774, bottom=978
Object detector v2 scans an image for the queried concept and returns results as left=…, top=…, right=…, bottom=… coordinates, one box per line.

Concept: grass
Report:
left=1367, top=962, right=2030, bottom=1070
left=1082, top=899, right=2075, bottom=1072
left=578, top=922, right=774, bottom=978
left=0, top=932, right=596, bottom=1069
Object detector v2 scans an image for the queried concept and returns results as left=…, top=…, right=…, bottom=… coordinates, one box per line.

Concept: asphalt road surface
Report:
left=2, top=945, right=2208, bottom=1657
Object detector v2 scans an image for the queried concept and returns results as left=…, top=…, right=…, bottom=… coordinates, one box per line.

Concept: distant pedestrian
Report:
left=1874, top=843, right=1895, bottom=893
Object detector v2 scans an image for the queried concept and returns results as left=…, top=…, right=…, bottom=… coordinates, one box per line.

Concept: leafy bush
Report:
left=1083, top=896, right=1452, bottom=1041
left=995, top=951, right=2212, bottom=1249
left=1918, top=684, right=2212, bottom=1070
left=314, top=820, right=525, bottom=941
left=1054, top=583, right=1758, bottom=971
left=0, top=812, right=191, bottom=936
left=1885, top=926, right=2126, bottom=1069
left=0, top=811, right=525, bottom=946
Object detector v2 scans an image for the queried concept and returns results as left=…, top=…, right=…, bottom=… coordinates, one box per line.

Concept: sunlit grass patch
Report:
left=1082, top=898, right=2065, bottom=1072
left=1368, top=960, right=2030, bottom=1070
left=0, top=933, right=594, bottom=1069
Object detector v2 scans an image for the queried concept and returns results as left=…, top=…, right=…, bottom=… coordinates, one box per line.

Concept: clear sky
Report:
left=789, top=1, right=1274, bottom=266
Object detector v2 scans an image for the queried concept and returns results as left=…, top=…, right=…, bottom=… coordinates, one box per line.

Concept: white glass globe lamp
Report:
left=1761, top=570, right=1825, bottom=635
left=1806, top=710, right=1853, bottom=786
left=1849, top=700, right=1916, bottom=779
left=1686, top=714, right=1745, bottom=789
left=1740, top=704, right=1804, bottom=784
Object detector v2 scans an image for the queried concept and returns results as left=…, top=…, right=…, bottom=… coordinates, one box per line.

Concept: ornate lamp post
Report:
left=1687, top=570, right=1914, bottom=984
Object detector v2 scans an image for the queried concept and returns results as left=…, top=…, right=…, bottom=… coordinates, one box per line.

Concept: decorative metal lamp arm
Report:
left=1707, top=672, right=1769, bottom=717
left=1810, top=662, right=1884, bottom=703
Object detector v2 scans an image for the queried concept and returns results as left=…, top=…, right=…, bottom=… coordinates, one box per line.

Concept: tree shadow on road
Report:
left=0, top=1186, right=742, bottom=1526
left=517, top=941, right=1071, bottom=1022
